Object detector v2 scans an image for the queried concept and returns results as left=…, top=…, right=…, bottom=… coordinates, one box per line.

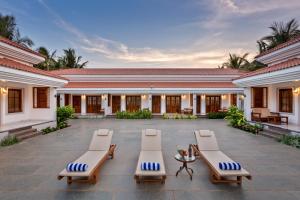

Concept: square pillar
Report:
left=192, top=94, right=197, bottom=115
left=60, top=94, right=65, bottom=107
left=161, top=94, right=166, bottom=114
left=101, top=94, right=108, bottom=115
left=243, top=88, right=251, bottom=121
left=121, top=95, right=126, bottom=111
left=81, top=95, right=86, bottom=115
left=148, top=94, right=152, bottom=111
left=141, top=94, right=149, bottom=110
left=201, top=94, right=206, bottom=115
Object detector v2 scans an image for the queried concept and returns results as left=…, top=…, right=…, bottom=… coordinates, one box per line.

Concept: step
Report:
left=16, top=131, right=40, bottom=141
left=10, top=128, right=38, bottom=137
left=260, top=131, right=282, bottom=140
left=9, top=126, right=33, bottom=134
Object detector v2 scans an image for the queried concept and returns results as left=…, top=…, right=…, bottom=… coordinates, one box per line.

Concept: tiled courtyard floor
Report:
left=0, top=118, right=300, bottom=200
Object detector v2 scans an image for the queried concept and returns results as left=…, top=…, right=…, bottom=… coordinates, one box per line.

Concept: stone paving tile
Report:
left=0, top=118, right=299, bottom=200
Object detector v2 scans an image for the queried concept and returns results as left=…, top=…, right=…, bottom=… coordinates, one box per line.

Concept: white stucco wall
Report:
left=121, top=95, right=126, bottom=111
left=0, top=83, right=57, bottom=126
left=221, top=94, right=230, bottom=109
left=181, top=94, right=190, bottom=110
left=243, top=88, right=252, bottom=121
left=161, top=95, right=166, bottom=114
left=141, top=95, right=150, bottom=110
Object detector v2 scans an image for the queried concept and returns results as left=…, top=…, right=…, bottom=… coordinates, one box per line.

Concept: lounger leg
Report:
left=161, top=175, right=166, bottom=184
left=67, top=177, right=72, bottom=185
left=237, top=176, right=242, bottom=185
left=134, top=175, right=141, bottom=184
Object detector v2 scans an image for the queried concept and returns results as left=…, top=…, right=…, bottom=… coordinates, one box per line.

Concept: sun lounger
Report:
left=134, top=129, right=166, bottom=184
left=192, top=130, right=251, bottom=185
left=58, top=129, right=116, bottom=184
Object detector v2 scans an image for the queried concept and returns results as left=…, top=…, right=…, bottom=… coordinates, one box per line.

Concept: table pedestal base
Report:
left=176, top=162, right=194, bottom=180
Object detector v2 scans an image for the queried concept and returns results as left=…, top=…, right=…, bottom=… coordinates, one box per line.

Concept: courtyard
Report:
left=0, top=118, right=300, bottom=200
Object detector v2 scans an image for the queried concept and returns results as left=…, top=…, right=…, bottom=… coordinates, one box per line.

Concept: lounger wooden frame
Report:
left=57, top=144, right=116, bottom=185
left=192, top=143, right=251, bottom=185
left=134, top=174, right=167, bottom=184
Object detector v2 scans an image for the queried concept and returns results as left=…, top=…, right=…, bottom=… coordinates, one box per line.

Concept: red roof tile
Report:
left=52, top=68, right=244, bottom=76
left=0, top=37, right=44, bottom=58
left=255, top=36, right=300, bottom=58
left=236, top=58, right=300, bottom=80
left=0, top=58, right=68, bottom=81
left=64, top=82, right=237, bottom=88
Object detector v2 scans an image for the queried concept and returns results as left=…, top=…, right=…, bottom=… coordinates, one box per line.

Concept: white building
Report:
left=0, top=37, right=67, bottom=140
left=53, top=68, right=245, bottom=116
left=234, top=36, right=300, bottom=132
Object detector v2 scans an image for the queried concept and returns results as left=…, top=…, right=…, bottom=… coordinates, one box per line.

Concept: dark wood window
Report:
left=33, top=87, right=49, bottom=108
left=206, top=95, right=221, bottom=113
left=8, top=89, right=22, bottom=113
left=166, top=96, right=181, bottom=113
left=231, top=94, right=237, bottom=106
left=152, top=95, right=161, bottom=113
left=126, top=96, right=141, bottom=112
left=279, top=89, right=293, bottom=113
left=251, top=87, right=268, bottom=108
left=86, top=96, right=102, bottom=113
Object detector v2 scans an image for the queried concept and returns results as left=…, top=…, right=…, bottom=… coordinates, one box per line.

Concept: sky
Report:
left=0, top=0, right=300, bottom=68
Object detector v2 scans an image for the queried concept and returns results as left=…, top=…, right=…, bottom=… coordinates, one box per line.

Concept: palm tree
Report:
left=35, top=46, right=57, bottom=70
left=59, top=48, right=88, bottom=69
left=257, top=18, right=300, bottom=52
left=0, top=13, right=34, bottom=47
left=221, top=53, right=249, bottom=69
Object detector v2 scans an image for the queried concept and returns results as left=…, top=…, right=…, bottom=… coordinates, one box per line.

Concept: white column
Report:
left=101, top=94, right=108, bottom=115
left=81, top=95, right=86, bottom=115
left=69, top=94, right=73, bottom=107
left=268, top=86, right=277, bottom=111
left=148, top=94, right=152, bottom=111
left=121, top=95, right=126, bottom=111
left=221, top=94, right=229, bottom=109
left=244, top=88, right=251, bottom=121
left=161, top=94, right=166, bottom=114
left=201, top=94, right=206, bottom=115
left=193, top=94, right=197, bottom=115
left=60, top=94, right=65, bottom=107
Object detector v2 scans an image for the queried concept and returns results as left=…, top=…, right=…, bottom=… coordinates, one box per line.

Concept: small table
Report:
left=175, top=154, right=196, bottom=180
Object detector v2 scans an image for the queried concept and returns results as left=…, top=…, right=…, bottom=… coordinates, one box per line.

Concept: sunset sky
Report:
left=1, top=0, right=300, bottom=68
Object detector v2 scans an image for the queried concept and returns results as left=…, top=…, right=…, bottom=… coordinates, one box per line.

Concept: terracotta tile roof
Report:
left=255, top=36, right=300, bottom=58
left=52, top=68, right=244, bottom=76
left=63, top=82, right=237, bottom=88
left=236, top=58, right=300, bottom=80
left=0, top=37, right=44, bottom=58
left=0, top=58, right=68, bottom=81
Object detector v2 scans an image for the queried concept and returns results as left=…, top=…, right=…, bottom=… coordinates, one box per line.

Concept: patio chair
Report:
left=134, top=129, right=166, bottom=184
left=192, top=130, right=251, bottom=185
left=251, top=108, right=288, bottom=124
left=58, top=129, right=116, bottom=184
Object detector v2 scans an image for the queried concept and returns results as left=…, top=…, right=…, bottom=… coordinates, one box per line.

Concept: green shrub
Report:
left=279, top=135, right=300, bottom=148
left=163, top=113, right=197, bottom=120
left=207, top=112, right=227, bottom=119
left=225, top=106, right=261, bottom=134
left=0, top=135, right=18, bottom=147
left=116, top=109, right=152, bottom=119
left=41, top=126, right=58, bottom=135
left=57, top=105, right=74, bottom=127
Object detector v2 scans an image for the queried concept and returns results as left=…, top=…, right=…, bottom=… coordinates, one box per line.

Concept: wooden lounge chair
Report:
left=134, top=129, right=166, bottom=184
left=58, top=129, right=116, bottom=184
left=192, top=130, right=251, bottom=185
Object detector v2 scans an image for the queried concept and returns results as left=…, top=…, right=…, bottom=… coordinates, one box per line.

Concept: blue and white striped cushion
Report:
left=66, top=163, right=88, bottom=172
left=141, top=162, right=160, bottom=171
left=219, top=162, right=241, bottom=170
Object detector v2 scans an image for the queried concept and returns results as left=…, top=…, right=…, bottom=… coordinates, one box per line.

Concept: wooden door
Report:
left=196, top=95, right=201, bottom=114
left=231, top=94, right=237, bottom=106
left=152, top=95, right=161, bottom=113
left=72, top=96, right=81, bottom=113
left=86, top=96, right=101, bottom=113
left=112, top=96, right=121, bottom=113
left=206, top=96, right=221, bottom=113
left=166, top=96, right=181, bottom=113
left=126, top=96, right=141, bottom=112
left=65, top=94, right=70, bottom=106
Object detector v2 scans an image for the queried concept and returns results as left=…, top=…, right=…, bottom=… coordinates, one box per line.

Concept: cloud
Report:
left=38, top=0, right=233, bottom=68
